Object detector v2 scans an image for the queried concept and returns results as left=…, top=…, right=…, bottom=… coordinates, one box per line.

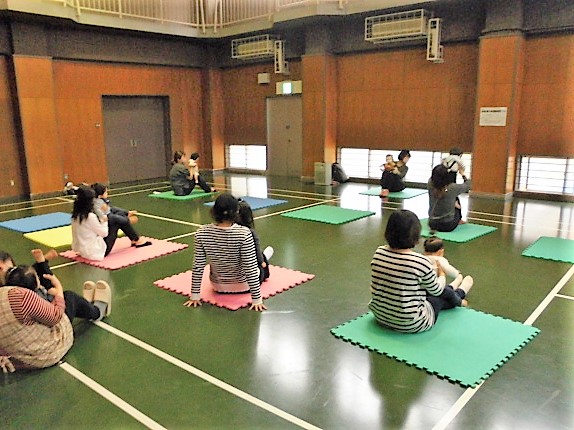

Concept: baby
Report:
left=423, top=237, right=473, bottom=293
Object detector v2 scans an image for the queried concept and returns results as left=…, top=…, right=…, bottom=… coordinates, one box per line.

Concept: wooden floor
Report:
left=1, top=173, right=573, bottom=430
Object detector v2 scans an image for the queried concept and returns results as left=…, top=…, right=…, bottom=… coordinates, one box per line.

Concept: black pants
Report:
left=63, top=290, right=100, bottom=321
left=380, top=171, right=406, bottom=192
left=104, top=208, right=140, bottom=256
left=426, top=285, right=465, bottom=322
left=174, top=175, right=211, bottom=196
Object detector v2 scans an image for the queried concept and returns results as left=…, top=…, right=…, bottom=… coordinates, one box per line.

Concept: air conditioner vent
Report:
left=365, top=9, right=429, bottom=43
left=232, top=34, right=276, bottom=59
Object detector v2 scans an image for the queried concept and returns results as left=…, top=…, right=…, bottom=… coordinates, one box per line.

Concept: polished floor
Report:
left=1, top=173, right=573, bottom=430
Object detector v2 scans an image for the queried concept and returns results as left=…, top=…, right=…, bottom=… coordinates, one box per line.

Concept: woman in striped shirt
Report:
left=184, top=193, right=266, bottom=311
left=369, top=210, right=472, bottom=333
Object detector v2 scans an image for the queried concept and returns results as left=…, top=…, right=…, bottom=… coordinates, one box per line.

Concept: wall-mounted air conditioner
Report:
left=232, top=34, right=276, bottom=59
left=365, top=9, right=429, bottom=43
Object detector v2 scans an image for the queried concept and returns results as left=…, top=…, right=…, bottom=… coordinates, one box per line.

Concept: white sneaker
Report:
left=263, top=246, right=274, bottom=261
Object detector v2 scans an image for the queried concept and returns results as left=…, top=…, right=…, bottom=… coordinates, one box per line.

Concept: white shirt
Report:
left=71, top=212, right=108, bottom=261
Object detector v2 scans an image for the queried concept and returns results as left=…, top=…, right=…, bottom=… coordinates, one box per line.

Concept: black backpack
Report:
left=332, top=163, right=349, bottom=183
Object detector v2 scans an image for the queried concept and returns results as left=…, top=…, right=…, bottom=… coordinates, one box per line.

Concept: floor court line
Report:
left=432, top=264, right=574, bottom=430
left=59, top=362, right=167, bottom=430
left=93, top=321, right=323, bottom=430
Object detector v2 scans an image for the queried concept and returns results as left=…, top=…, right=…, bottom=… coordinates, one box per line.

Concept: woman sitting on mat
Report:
left=71, top=186, right=148, bottom=261
left=184, top=193, right=266, bottom=312
left=91, top=183, right=150, bottom=252
left=169, top=151, right=215, bottom=196
left=0, top=268, right=111, bottom=373
left=427, top=164, right=471, bottom=232
left=379, top=149, right=411, bottom=197
left=369, top=210, right=473, bottom=333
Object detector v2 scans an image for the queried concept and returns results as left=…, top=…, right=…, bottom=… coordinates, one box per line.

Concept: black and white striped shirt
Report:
left=192, top=223, right=262, bottom=304
left=369, top=246, right=443, bottom=333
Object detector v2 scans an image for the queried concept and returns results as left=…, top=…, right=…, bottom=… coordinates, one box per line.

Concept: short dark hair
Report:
left=449, top=147, right=463, bottom=156
left=398, top=150, right=411, bottom=161
left=385, top=210, right=421, bottom=249
left=5, top=265, right=38, bottom=291
left=91, top=182, right=107, bottom=198
left=190, top=152, right=200, bottom=160
left=211, top=193, right=239, bottom=223
left=173, top=150, right=185, bottom=164
left=424, top=237, right=444, bottom=253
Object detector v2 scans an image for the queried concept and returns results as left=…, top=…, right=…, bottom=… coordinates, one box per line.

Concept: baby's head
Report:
left=423, top=237, right=445, bottom=256
left=236, top=200, right=254, bottom=229
left=5, top=265, right=40, bottom=291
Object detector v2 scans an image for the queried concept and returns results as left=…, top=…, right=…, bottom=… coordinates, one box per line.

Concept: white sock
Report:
left=93, top=300, right=108, bottom=321
left=263, top=246, right=274, bottom=261
left=459, top=276, right=474, bottom=295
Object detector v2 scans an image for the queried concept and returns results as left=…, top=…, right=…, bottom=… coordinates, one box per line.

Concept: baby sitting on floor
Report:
left=423, top=237, right=473, bottom=293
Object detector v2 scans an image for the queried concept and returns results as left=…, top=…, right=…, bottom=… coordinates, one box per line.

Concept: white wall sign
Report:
left=479, top=107, right=508, bottom=126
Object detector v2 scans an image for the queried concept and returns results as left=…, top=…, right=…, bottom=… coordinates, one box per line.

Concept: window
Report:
left=227, top=145, right=267, bottom=171
left=517, top=156, right=574, bottom=194
left=338, top=148, right=472, bottom=185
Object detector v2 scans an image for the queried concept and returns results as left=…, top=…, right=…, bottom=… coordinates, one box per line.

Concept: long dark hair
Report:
left=236, top=200, right=254, bottom=229
left=72, top=186, right=96, bottom=223
left=429, top=164, right=452, bottom=198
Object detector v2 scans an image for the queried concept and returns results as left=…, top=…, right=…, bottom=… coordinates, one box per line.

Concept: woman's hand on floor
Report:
left=249, top=303, right=267, bottom=312
left=183, top=299, right=202, bottom=308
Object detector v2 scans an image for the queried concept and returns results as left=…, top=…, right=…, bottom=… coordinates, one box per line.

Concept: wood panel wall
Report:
left=51, top=61, right=203, bottom=190
left=336, top=44, right=478, bottom=152
left=519, top=34, right=574, bottom=156
left=0, top=56, right=26, bottom=198
left=222, top=61, right=302, bottom=146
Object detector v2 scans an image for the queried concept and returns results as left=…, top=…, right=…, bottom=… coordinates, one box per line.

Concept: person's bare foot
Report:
left=31, top=249, right=45, bottom=263
left=129, top=215, right=139, bottom=225
left=128, top=210, right=137, bottom=217
left=458, top=219, right=467, bottom=225
left=44, top=249, right=58, bottom=261
left=461, top=299, right=468, bottom=307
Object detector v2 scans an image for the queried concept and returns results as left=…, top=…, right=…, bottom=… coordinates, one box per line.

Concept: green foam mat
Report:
left=420, top=218, right=497, bottom=243
left=331, top=310, right=539, bottom=388
left=281, top=205, right=375, bottom=225
left=522, top=236, right=574, bottom=264
left=149, top=189, right=217, bottom=200
left=359, top=187, right=427, bottom=199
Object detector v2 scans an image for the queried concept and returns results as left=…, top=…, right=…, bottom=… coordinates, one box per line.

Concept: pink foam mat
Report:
left=154, top=265, right=315, bottom=310
left=59, top=236, right=188, bottom=270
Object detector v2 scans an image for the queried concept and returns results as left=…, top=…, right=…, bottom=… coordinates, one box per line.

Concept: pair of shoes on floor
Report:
left=131, top=240, right=152, bottom=248
left=83, top=280, right=112, bottom=319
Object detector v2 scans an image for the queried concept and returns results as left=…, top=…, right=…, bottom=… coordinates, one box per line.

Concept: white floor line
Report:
left=59, top=362, right=167, bottom=430
left=432, top=264, right=574, bottom=430
left=0, top=201, right=72, bottom=216
left=135, top=212, right=203, bottom=227
left=556, top=293, right=574, bottom=301
left=255, top=198, right=340, bottom=220
left=93, top=321, right=322, bottom=430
